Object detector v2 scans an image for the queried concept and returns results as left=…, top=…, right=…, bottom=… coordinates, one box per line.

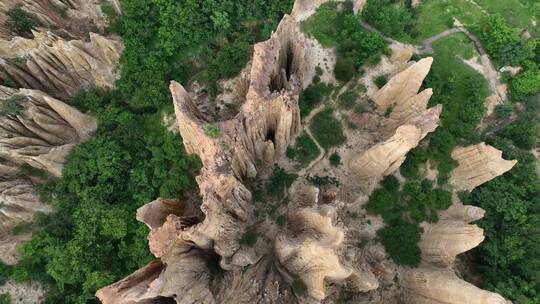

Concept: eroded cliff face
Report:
left=98, top=2, right=515, bottom=304
left=0, top=0, right=117, bottom=40
left=0, top=86, right=96, bottom=264
left=0, top=0, right=120, bottom=265
left=0, top=31, right=123, bottom=99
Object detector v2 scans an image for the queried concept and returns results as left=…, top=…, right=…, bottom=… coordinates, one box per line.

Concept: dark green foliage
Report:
left=400, top=147, right=428, bottom=180
left=377, top=223, right=421, bottom=266
left=16, top=164, right=49, bottom=180
left=0, top=293, right=10, bottom=304
left=203, top=124, right=221, bottom=138
left=306, top=174, right=340, bottom=187
left=0, top=263, right=12, bottom=286
left=268, top=166, right=297, bottom=199
left=362, top=0, right=415, bottom=39
left=11, top=221, right=34, bottom=236
left=292, top=278, right=307, bottom=296
left=374, top=74, right=388, bottom=88
left=464, top=140, right=540, bottom=302
left=287, top=133, right=320, bottom=167
left=0, top=95, right=26, bottom=116
left=337, top=91, right=358, bottom=109
left=110, top=0, right=294, bottom=109
left=303, top=1, right=387, bottom=76
left=310, top=108, right=346, bottom=149
left=367, top=175, right=452, bottom=266
left=498, top=114, right=539, bottom=149
left=381, top=175, right=400, bottom=192
left=334, top=57, right=356, bottom=83
left=494, top=103, right=513, bottom=119
left=7, top=7, right=35, bottom=37
left=511, top=64, right=540, bottom=101
left=329, top=152, right=341, bottom=167
left=240, top=228, right=258, bottom=247
left=299, top=82, right=333, bottom=117
left=478, top=14, right=534, bottom=66
left=13, top=88, right=200, bottom=303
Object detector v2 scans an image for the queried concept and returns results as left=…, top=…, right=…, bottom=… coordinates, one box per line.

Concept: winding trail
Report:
left=297, top=104, right=327, bottom=176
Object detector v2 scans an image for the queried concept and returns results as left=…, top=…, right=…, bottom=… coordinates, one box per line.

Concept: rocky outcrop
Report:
left=348, top=58, right=441, bottom=179
left=0, top=85, right=96, bottom=264
left=450, top=143, right=518, bottom=192
left=0, top=0, right=116, bottom=40
left=275, top=207, right=378, bottom=300
left=401, top=267, right=511, bottom=304
left=418, top=204, right=485, bottom=267
left=349, top=125, right=423, bottom=178
left=373, top=57, right=434, bottom=113
left=0, top=86, right=97, bottom=175
left=0, top=31, right=123, bottom=99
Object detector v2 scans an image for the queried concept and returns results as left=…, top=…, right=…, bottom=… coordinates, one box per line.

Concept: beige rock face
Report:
left=275, top=207, right=378, bottom=300
left=349, top=125, right=423, bottom=178
left=373, top=57, right=434, bottom=113
left=348, top=57, right=441, bottom=179
left=0, top=31, right=123, bottom=99
left=0, top=86, right=96, bottom=264
left=419, top=204, right=486, bottom=267
left=401, top=267, right=511, bottom=304
left=450, top=143, right=518, bottom=192
left=0, top=0, right=115, bottom=40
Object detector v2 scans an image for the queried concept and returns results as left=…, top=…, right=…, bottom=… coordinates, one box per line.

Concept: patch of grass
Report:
left=1, top=95, right=26, bottom=116
left=299, top=82, right=333, bottom=118
left=301, top=2, right=339, bottom=47
left=337, top=91, right=358, bottom=110
left=287, top=133, right=320, bottom=167
left=494, top=103, right=513, bottom=119
left=203, top=124, right=220, bottom=138
left=7, top=6, right=36, bottom=37
left=329, top=152, right=341, bottom=167
left=310, top=108, right=346, bottom=149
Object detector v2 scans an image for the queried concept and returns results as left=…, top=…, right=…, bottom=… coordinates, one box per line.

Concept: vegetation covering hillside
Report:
left=362, top=0, right=540, bottom=302
left=0, top=1, right=294, bottom=303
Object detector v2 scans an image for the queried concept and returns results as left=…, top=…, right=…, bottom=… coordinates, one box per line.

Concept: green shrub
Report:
left=7, top=7, right=35, bottom=37
left=478, top=14, right=534, bottom=66
left=11, top=221, right=34, bottom=236
left=1, top=95, right=26, bottom=116
left=329, top=152, right=341, bottom=167
left=292, top=278, right=308, bottom=296
left=287, top=133, right=320, bottom=167
left=374, top=74, right=388, bottom=88
left=362, top=0, right=414, bottom=39
left=494, top=103, right=513, bottom=119
left=511, top=65, right=540, bottom=101
left=240, top=229, right=258, bottom=247
left=0, top=294, right=10, bottom=304
left=268, top=166, right=298, bottom=198
left=334, top=57, right=356, bottom=83
left=498, top=115, right=539, bottom=149
left=203, top=124, right=221, bottom=138
left=338, top=91, right=358, bottom=109
left=310, top=108, right=347, bottom=148
left=377, top=223, right=421, bottom=266
left=306, top=174, right=340, bottom=187
left=381, top=175, right=400, bottom=192
left=299, top=82, right=333, bottom=117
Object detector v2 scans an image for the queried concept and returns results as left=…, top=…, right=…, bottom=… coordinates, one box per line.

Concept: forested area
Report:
left=0, top=1, right=295, bottom=303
